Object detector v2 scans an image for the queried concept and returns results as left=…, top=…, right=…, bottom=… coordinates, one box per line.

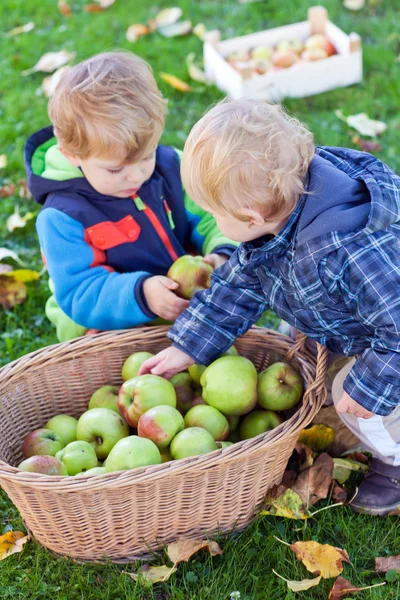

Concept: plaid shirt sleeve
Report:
left=324, top=239, right=400, bottom=416
left=167, top=251, right=269, bottom=365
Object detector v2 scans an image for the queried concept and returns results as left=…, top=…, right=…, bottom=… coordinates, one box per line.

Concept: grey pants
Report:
left=332, top=358, right=400, bottom=466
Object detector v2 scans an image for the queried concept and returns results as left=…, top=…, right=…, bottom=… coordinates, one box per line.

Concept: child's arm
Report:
left=37, top=208, right=188, bottom=329
left=336, top=391, right=374, bottom=419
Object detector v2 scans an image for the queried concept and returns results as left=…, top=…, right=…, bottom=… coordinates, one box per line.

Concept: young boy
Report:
left=25, top=52, right=237, bottom=341
left=140, top=98, right=400, bottom=516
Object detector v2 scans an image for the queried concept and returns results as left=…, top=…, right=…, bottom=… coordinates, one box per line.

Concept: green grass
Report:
left=1, top=0, right=400, bottom=597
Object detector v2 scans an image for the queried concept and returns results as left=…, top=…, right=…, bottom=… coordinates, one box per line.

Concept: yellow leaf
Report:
left=262, top=488, right=310, bottom=520
left=3, top=269, right=40, bottom=283
left=186, top=53, right=208, bottom=84
left=123, top=565, right=177, bottom=583
left=0, top=532, right=29, bottom=560
left=160, top=73, right=192, bottom=92
left=0, top=183, right=17, bottom=198
left=0, top=277, right=27, bottom=309
left=22, top=50, right=75, bottom=76
left=289, top=540, right=352, bottom=579
left=273, top=569, right=322, bottom=591
left=126, top=24, right=150, bottom=42
left=4, top=22, right=35, bottom=38
left=298, top=424, right=335, bottom=451
left=0, top=155, right=8, bottom=169
left=7, top=207, right=25, bottom=232
left=167, top=538, right=223, bottom=565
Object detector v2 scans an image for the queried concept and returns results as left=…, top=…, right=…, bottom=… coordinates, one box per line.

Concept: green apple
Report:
left=250, top=45, right=273, bottom=60
left=122, top=352, right=154, bottom=381
left=22, top=428, right=65, bottom=459
left=188, top=364, right=206, bottom=385
left=201, top=356, right=258, bottom=416
left=105, top=436, right=161, bottom=472
left=160, top=450, right=172, bottom=463
left=75, top=466, right=106, bottom=477
left=18, top=455, right=68, bottom=476
left=170, top=427, right=218, bottom=460
left=56, top=441, right=98, bottom=475
left=76, top=408, right=129, bottom=460
left=170, top=372, right=197, bottom=414
left=45, top=414, right=78, bottom=446
left=220, top=345, right=238, bottom=357
left=118, top=374, right=176, bottom=427
left=257, top=362, right=303, bottom=411
left=184, top=405, right=229, bottom=441
left=226, top=415, right=240, bottom=431
left=138, top=405, right=184, bottom=450
left=276, top=38, right=304, bottom=54
left=167, top=255, right=213, bottom=300
left=216, top=441, right=234, bottom=449
left=240, top=410, right=282, bottom=440
left=88, top=385, right=119, bottom=412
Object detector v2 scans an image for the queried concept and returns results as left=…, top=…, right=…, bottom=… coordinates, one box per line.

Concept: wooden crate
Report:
left=203, top=6, right=362, bottom=102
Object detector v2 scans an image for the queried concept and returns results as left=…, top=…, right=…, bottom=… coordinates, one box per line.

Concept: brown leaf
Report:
left=331, top=482, right=347, bottom=503
left=376, top=554, right=400, bottom=573
left=0, top=276, right=27, bottom=309
left=352, top=135, right=382, bottom=153
left=267, top=469, right=297, bottom=501
left=167, top=538, right=223, bottom=565
left=329, top=576, right=386, bottom=599
left=344, top=451, right=369, bottom=465
left=298, top=424, right=335, bottom=452
left=273, top=569, right=322, bottom=591
left=0, top=183, right=17, bottom=198
left=291, top=453, right=333, bottom=508
left=295, top=441, right=315, bottom=471
left=0, top=532, right=29, bottom=560
left=159, top=73, right=192, bottom=92
left=18, top=179, right=32, bottom=199
left=289, top=540, right=352, bottom=578
left=122, top=565, right=177, bottom=583
left=84, top=4, right=104, bottom=12
left=58, top=0, right=72, bottom=16
left=126, top=24, right=151, bottom=42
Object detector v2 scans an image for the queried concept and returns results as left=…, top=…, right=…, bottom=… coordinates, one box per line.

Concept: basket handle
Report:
left=286, top=332, right=329, bottom=409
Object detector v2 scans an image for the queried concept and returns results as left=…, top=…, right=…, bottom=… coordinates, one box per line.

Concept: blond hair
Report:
left=48, top=51, right=167, bottom=162
left=181, top=98, right=315, bottom=222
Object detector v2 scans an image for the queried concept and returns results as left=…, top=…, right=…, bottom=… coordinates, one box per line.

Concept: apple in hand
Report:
left=138, top=405, right=184, bottom=450
left=122, top=352, right=154, bottom=381
left=167, top=255, right=213, bottom=300
left=45, top=414, right=78, bottom=446
left=18, top=455, right=68, bottom=476
left=170, top=427, right=218, bottom=460
left=184, top=405, right=229, bottom=441
left=170, top=372, right=197, bottom=414
left=239, top=410, right=282, bottom=440
left=105, top=435, right=161, bottom=472
left=118, top=374, right=176, bottom=428
left=56, top=441, right=98, bottom=475
left=257, top=362, right=303, bottom=411
left=76, top=408, right=129, bottom=460
left=22, top=428, right=65, bottom=459
left=88, top=385, right=119, bottom=412
left=201, top=356, right=258, bottom=416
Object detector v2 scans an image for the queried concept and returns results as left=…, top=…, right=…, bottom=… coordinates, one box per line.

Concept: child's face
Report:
left=65, top=150, right=157, bottom=198
left=207, top=207, right=289, bottom=242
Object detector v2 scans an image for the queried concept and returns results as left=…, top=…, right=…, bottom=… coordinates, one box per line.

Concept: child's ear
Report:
left=241, top=208, right=265, bottom=227
left=59, top=147, right=81, bottom=168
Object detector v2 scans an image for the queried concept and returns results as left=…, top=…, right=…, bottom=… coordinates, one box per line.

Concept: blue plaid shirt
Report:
left=168, top=147, right=400, bottom=416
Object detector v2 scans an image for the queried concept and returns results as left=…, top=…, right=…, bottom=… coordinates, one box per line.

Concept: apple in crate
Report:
left=201, top=356, right=258, bottom=416
left=170, top=427, right=218, bottom=460
left=104, top=436, right=161, bottom=472
left=184, top=405, right=229, bottom=441
left=45, top=414, right=78, bottom=446
left=138, top=405, right=184, bottom=450
left=88, top=385, right=119, bottom=412
left=167, top=255, right=213, bottom=300
left=257, top=362, right=303, bottom=411
left=170, top=372, right=197, bottom=414
left=304, top=34, right=336, bottom=56
left=250, top=46, right=272, bottom=61
left=240, top=410, right=282, bottom=440
left=76, top=408, right=129, bottom=460
left=272, top=49, right=299, bottom=69
left=18, top=455, right=68, bottom=476
left=301, top=48, right=328, bottom=62
left=56, top=441, right=98, bottom=476
left=118, top=374, right=176, bottom=428
left=276, top=38, right=304, bottom=54
left=22, top=428, right=65, bottom=459
left=122, top=352, right=154, bottom=381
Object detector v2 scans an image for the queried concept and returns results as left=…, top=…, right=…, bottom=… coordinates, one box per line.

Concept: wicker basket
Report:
left=0, top=325, right=327, bottom=562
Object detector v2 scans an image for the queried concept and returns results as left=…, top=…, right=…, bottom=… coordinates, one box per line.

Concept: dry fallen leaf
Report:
left=289, top=540, right=352, bottom=578
left=335, top=110, right=387, bottom=137
left=97, top=0, right=116, bottom=6
left=186, top=53, right=208, bottom=84
left=331, top=481, right=347, bottom=503
left=329, top=576, right=385, bottom=599
left=84, top=4, right=104, bottom=11
left=18, top=179, right=32, bottom=199
left=167, top=538, right=223, bottom=565
left=125, top=24, right=151, bottom=42
left=298, top=424, right=335, bottom=452
left=4, top=22, right=35, bottom=38
left=6, top=206, right=36, bottom=232
left=0, top=248, right=25, bottom=265
left=122, top=565, right=177, bottom=583
left=343, top=0, right=365, bottom=10
left=0, top=277, right=27, bottom=309
left=0, top=155, right=8, bottom=169
left=155, top=7, right=183, bottom=28
left=352, top=135, right=382, bottom=153
left=160, top=73, right=192, bottom=92
left=42, top=66, right=71, bottom=98
left=332, top=458, right=368, bottom=484
left=158, top=20, right=192, bottom=38
left=0, top=532, right=29, bottom=560
left=375, top=554, right=400, bottom=573
left=273, top=569, right=322, bottom=591
left=291, top=453, right=333, bottom=508
left=22, top=50, right=75, bottom=76
left=295, top=441, right=315, bottom=471
left=193, top=23, right=207, bottom=40
left=262, top=488, right=310, bottom=520
left=0, top=183, right=16, bottom=198
left=58, top=0, right=72, bottom=16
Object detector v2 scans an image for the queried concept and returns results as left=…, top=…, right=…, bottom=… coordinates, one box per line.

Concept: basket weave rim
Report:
left=0, top=326, right=328, bottom=491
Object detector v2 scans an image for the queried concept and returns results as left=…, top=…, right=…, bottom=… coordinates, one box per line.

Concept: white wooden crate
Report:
left=203, top=6, right=362, bottom=102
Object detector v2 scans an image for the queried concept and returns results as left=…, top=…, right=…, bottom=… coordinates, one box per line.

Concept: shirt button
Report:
left=95, top=237, right=105, bottom=245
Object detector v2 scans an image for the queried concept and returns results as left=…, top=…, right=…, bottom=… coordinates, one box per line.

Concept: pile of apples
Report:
left=17, top=347, right=303, bottom=477
left=225, top=33, right=337, bottom=77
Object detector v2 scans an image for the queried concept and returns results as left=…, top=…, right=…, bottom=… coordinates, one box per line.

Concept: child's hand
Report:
left=143, top=276, right=190, bottom=321
left=139, top=347, right=195, bottom=379
left=203, top=253, right=229, bottom=270
left=336, top=391, right=375, bottom=419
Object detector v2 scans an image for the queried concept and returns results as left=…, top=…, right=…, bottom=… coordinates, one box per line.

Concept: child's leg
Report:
left=46, top=294, right=87, bottom=342
left=332, top=358, right=400, bottom=515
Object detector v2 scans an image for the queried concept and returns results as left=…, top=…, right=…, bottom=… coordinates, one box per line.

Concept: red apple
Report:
left=138, top=405, right=184, bottom=450
left=118, top=374, right=176, bottom=428
left=170, top=372, right=197, bottom=414
left=88, top=385, right=119, bottom=412
left=257, top=362, right=303, bottom=411
left=239, top=410, right=282, bottom=440
left=122, top=352, right=154, bottom=381
left=22, top=428, right=65, bottom=459
left=272, top=49, right=299, bottom=69
left=17, top=455, right=68, bottom=476
left=304, top=34, right=336, bottom=56
left=301, top=48, right=328, bottom=62
left=167, top=255, right=213, bottom=300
